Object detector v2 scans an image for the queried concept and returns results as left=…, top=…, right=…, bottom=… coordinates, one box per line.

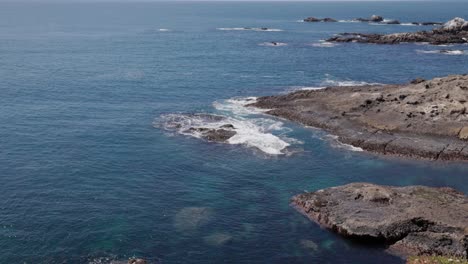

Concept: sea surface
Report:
left=1, top=1, right=468, bottom=263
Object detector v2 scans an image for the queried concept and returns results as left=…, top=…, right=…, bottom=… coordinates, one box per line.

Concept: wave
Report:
left=416, top=49, right=466, bottom=55
left=216, top=27, right=283, bottom=32
left=310, top=41, right=338, bottom=48
left=321, top=75, right=382, bottom=87
left=158, top=28, right=171, bottom=32
left=325, top=135, right=364, bottom=152
left=258, top=42, right=287, bottom=47
left=158, top=97, right=296, bottom=155
left=337, top=20, right=360, bottom=23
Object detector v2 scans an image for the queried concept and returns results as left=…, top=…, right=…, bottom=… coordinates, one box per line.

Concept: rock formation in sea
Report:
left=327, top=17, right=468, bottom=45
left=250, top=74, right=468, bottom=161
left=303, top=17, right=338, bottom=23
left=291, top=183, right=468, bottom=258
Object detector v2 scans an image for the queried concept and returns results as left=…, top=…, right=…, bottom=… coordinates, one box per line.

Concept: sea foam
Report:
left=158, top=97, right=294, bottom=155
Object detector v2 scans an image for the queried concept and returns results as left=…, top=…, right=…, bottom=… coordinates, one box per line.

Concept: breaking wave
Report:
left=157, top=98, right=297, bottom=155
left=216, top=27, right=283, bottom=32
left=416, top=49, right=466, bottom=55
left=310, top=41, right=338, bottom=48
left=258, top=42, right=287, bottom=47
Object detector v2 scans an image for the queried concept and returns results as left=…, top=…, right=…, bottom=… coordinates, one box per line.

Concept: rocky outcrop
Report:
left=250, top=74, right=468, bottom=161
left=160, top=113, right=237, bottom=143
left=186, top=127, right=236, bottom=142
left=304, top=17, right=337, bottom=22
left=328, top=17, right=468, bottom=45
left=291, top=183, right=468, bottom=258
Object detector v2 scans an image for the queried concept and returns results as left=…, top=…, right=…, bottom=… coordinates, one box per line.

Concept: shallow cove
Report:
left=0, top=1, right=467, bottom=263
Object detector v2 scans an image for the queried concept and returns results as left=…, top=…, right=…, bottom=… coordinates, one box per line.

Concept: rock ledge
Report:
left=291, top=183, right=468, bottom=258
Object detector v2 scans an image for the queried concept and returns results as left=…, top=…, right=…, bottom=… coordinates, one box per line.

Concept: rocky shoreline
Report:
left=303, top=14, right=443, bottom=26
left=327, top=17, right=468, bottom=45
left=291, top=183, right=468, bottom=258
left=250, top=74, right=468, bottom=161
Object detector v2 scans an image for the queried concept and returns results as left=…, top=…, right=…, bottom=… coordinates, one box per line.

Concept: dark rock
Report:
left=220, top=124, right=235, bottom=129
left=291, top=183, right=468, bottom=258
left=187, top=127, right=236, bottom=142
left=327, top=17, right=468, bottom=45
left=304, top=17, right=338, bottom=23
left=303, top=17, right=322, bottom=22
left=322, top=18, right=338, bottom=23
left=370, top=15, right=384, bottom=22
left=410, top=78, right=425, bottom=84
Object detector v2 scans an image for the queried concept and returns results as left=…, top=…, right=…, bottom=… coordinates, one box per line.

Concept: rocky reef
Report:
left=291, top=183, right=468, bottom=258
left=251, top=74, right=468, bottom=161
left=327, top=17, right=468, bottom=45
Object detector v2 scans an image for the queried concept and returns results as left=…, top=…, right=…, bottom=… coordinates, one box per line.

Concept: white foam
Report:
left=159, top=97, right=298, bottom=155
left=310, top=41, right=338, bottom=48
left=258, top=42, right=287, bottom=47
left=300, top=86, right=327, bottom=91
left=159, top=28, right=171, bottom=32
left=217, top=27, right=283, bottom=32
left=213, top=97, right=268, bottom=116
left=416, top=49, right=466, bottom=55
left=321, top=75, right=381, bottom=87
left=338, top=20, right=360, bottom=23
left=400, top=23, right=417, bottom=26
left=325, top=135, right=364, bottom=152
left=158, top=112, right=291, bottom=155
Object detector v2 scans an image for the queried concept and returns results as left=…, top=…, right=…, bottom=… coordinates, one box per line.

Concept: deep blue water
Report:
left=1, top=1, right=468, bottom=263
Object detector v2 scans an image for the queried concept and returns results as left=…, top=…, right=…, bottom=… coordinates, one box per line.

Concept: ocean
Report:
left=0, top=1, right=467, bottom=263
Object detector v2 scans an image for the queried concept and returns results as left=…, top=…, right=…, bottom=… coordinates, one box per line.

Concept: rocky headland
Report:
left=251, top=74, right=468, bottom=161
left=327, top=17, right=468, bottom=45
left=303, top=14, right=443, bottom=26
left=291, top=183, right=468, bottom=258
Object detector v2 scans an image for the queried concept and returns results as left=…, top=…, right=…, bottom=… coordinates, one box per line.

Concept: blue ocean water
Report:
left=1, top=1, right=468, bottom=263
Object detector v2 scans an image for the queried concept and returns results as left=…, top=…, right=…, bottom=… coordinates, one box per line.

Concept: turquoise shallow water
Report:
left=0, top=1, right=467, bottom=263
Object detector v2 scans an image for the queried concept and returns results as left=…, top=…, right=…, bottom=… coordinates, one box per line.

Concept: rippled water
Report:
left=0, top=2, right=467, bottom=263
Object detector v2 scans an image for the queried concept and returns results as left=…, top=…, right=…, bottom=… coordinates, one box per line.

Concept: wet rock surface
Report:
left=291, top=183, right=468, bottom=258
left=251, top=74, right=468, bottom=160
left=327, top=17, right=468, bottom=45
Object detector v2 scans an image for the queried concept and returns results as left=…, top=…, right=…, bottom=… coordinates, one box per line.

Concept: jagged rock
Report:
left=459, top=126, right=468, bottom=140
left=291, top=183, right=468, bottom=258
left=128, top=259, right=147, bottom=264
left=370, top=15, right=384, bottom=22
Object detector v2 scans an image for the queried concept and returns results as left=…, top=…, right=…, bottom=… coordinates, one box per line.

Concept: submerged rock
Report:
left=174, top=207, right=213, bottom=232
left=203, top=232, right=233, bottom=246
left=291, top=183, right=468, bottom=258
left=300, top=239, right=319, bottom=253
left=328, top=17, right=468, bottom=45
